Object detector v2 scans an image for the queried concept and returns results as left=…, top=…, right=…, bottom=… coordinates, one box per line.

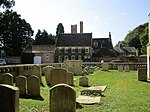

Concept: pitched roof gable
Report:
left=92, top=38, right=113, bottom=49
left=56, top=33, right=92, bottom=47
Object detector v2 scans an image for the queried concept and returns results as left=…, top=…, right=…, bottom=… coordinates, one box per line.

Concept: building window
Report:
left=78, top=55, right=82, bottom=60
left=64, top=55, right=69, bottom=60
left=65, top=47, right=68, bottom=53
left=58, top=48, right=61, bottom=53
left=71, top=47, right=75, bottom=53
left=58, top=56, right=62, bottom=62
left=78, top=47, right=81, bottom=53
left=85, top=47, right=89, bottom=53
left=45, top=54, right=49, bottom=62
left=71, top=55, right=76, bottom=60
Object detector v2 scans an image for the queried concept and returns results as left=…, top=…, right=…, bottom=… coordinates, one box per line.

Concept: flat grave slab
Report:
left=81, top=86, right=107, bottom=96
left=76, top=95, right=101, bottom=105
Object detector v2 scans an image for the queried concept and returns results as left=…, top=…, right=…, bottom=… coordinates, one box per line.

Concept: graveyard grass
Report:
left=19, top=69, right=150, bottom=112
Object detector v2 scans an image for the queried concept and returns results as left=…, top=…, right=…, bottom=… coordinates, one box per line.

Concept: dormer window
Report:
left=93, top=41, right=98, bottom=48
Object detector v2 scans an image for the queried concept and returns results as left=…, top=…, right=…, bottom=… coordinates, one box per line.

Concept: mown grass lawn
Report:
left=19, top=69, right=150, bottom=112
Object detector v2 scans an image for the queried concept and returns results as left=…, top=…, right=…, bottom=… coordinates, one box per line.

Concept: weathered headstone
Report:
left=50, top=68, right=68, bottom=87
left=101, top=63, right=109, bottom=71
left=0, top=84, right=19, bottom=112
left=27, top=75, right=40, bottom=97
left=68, top=72, right=74, bottom=86
left=31, top=65, right=42, bottom=84
left=118, top=65, right=123, bottom=72
left=42, top=66, right=54, bottom=85
left=3, top=73, right=13, bottom=85
left=79, top=76, right=89, bottom=87
left=16, top=75, right=27, bottom=96
left=124, top=65, right=130, bottom=72
left=50, top=84, right=76, bottom=112
left=137, top=68, right=147, bottom=81
left=88, top=67, right=95, bottom=74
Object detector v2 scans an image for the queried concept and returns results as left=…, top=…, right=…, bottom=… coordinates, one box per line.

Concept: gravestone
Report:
left=27, top=75, right=40, bottom=97
left=16, top=75, right=27, bottom=96
left=68, top=72, right=74, bottom=86
left=88, top=67, right=95, bottom=74
left=42, top=66, right=54, bottom=85
left=0, top=84, right=19, bottom=112
left=3, top=73, right=13, bottom=85
left=50, top=84, right=76, bottom=112
left=32, top=65, right=42, bottom=84
left=101, top=63, right=109, bottom=71
left=118, top=65, right=123, bottom=72
left=137, top=68, right=147, bottom=81
left=50, top=68, right=68, bottom=87
left=79, top=76, right=89, bottom=87
left=124, top=65, right=130, bottom=72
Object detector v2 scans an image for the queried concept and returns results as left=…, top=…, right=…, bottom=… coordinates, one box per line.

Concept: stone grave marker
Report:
left=137, top=68, right=147, bottom=81
left=118, top=65, right=123, bottom=72
left=101, top=63, right=109, bottom=71
left=0, top=84, right=19, bottom=112
left=68, top=72, right=74, bottom=86
left=124, top=65, right=130, bottom=72
left=3, top=73, right=13, bottom=85
left=16, top=75, right=27, bottom=96
left=27, top=75, right=40, bottom=97
left=50, top=84, right=76, bottom=112
left=42, top=66, right=54, bottom=85
left=32, top=65, right=42, bottom=84
left=50, top=68, right=68, bottom=87
left=79, top=76, right=89, bottom=87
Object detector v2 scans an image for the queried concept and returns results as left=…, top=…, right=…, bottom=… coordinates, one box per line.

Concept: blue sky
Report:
left=11, top=0, right=150, bottom=46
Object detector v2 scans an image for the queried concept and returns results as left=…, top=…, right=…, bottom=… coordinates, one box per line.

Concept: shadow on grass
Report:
left=20, top=95, right=44, bottom=101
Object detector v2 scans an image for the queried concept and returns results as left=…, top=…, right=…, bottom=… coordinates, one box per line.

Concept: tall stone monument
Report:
left=147, top=14, right=150, bottom=79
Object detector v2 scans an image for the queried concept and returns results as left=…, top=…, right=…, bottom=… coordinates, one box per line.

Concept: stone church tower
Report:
left=147, top=14, right=150, bottom=79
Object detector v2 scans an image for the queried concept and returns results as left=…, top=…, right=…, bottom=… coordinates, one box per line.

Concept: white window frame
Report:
left=58, top=55, right=62, bottom=62
left=78, top=55, right=82, bottom=60
left=71, top=47, right=75, bottom=53
left=71, top=55, right=76, bottom=60
left=78, top=47, right=81, bottom=53
left=85, top=47, right=89, bottom=53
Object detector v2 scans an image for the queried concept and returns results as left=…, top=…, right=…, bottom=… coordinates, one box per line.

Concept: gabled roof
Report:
left=24, top=45, right=55, bottom=53
left=92, top=38, right=113, bottom=49
left=113, top=47, right=125, bottom=53
left=122, top=47, right=136, bottom=53
left=56, top=33, right=92, bottom=47
left=92, top=47, right=118, bottom=57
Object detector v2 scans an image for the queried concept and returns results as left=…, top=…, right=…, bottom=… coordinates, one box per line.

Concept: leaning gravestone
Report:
left=50, top=68, right=68, bottom=87
left=0, top=84, right=19, bottom=112
left=31, top=65, right=42, bottom=84
left=3, top=73, right=13, bottom=85
left=67, top=72, right=74, bottom=86
left=27, top=75, right=40, bottom=97
left=101, top=63, right=109, bottom=71
left=79, top=76, right=89, bottom=87
left=118, top=65, right=123, bottom=72
left=50, top=84, right=76, bottom=112
left=16, top=75, right=27, bottom=96
left=42, top=66, right=55, bottom=85
left=137, top=68, right=147, bottom=81
left=124, top=65, right=130, bottom=72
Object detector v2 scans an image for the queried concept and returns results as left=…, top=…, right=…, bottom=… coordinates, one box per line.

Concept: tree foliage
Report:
left=116, top=23, right=148, bottom=54
left=56, top=23, right=64, bottom=35
left=0, top=0, right=15, bottom=9
left=34, top=29, right=55, bottom=45
left=0, top=10, right=34, bottom=56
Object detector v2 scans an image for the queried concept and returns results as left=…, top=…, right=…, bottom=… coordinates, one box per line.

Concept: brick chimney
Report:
left=80, top=21, right=83, bottom=33
left=71, top=24, right=77, bottom=33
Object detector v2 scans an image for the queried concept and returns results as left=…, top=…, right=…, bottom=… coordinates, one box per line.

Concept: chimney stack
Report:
left=80, top=21, right=83, bottom=33
left=71, top=24, right=77, bottom=33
